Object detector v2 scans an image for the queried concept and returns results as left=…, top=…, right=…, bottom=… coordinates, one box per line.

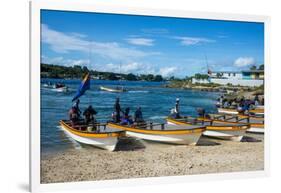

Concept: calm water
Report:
left=41, top=79, right=220, bottom=154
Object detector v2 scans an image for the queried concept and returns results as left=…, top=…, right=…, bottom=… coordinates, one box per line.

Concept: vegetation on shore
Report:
left=41, top=63, right=164, bottom=82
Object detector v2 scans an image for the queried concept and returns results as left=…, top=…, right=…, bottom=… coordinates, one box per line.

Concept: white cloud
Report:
left=98, top=62, right=156, bottom=75
left=159, top=67, right=177, bottom=77
left=234, top=57, right=255, bottom=67
left=126, top=38, right=154, bottom=46
left=174, top=36, right=215, bottom=46
left=101, top=63, right=177, bottom=77
left=41, top=24, right=160, bottom=61
left=41, top=55, right=90, bottom=67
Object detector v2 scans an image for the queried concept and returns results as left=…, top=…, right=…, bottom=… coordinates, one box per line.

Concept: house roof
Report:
left=242, top=70, right=264, bottom=73
left=211, top=71, right=241, bottom=74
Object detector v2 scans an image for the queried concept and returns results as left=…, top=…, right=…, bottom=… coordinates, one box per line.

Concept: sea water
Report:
left=41, top=79, right=220, bottom=154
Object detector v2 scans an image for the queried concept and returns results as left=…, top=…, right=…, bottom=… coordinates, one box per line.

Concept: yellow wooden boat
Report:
left=59, top=120, right=125, bottom=151
left=166, top=117, right=249, bottom=141
left=197, top=114, right=264, bottom=134
left=108, top=122, right=205, bottom=145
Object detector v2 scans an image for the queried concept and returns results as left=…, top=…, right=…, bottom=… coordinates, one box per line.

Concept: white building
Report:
left=192, top=70, right=264, bottom=87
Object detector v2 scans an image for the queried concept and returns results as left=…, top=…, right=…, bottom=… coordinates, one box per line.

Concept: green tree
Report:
left=250, top=65, right=257, bottom=70
left=82, top=66, right=89, bottom=73
left=259, top=64, right=264, bottom=70
left=154, top=75, right=163, bottom=82
left=126, top=73, right=137, bottom=81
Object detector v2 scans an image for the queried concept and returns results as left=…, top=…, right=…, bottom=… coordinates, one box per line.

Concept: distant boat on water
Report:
left=100, top=86, right=127, bottom=93
left=42, top=82, right=69, bottom=92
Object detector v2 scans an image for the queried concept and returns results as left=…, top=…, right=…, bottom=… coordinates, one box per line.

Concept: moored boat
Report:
left=52, top=86, right=69, bottom=92
left=197, top=114, right=264, bottom=134
left=108, top=122, right=205, bottom=145
left=100, top=86, right=127, bottom=92
left=59, top=120, right=125, bottom=151
left=166, top=117, right=249, bottom=141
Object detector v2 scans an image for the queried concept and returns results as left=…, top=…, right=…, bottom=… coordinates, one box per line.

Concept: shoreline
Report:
left=41, top=133, right=264, bottom=184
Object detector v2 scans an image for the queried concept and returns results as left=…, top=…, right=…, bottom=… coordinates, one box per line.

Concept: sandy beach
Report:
left=41, top=133, right=264, bottom=184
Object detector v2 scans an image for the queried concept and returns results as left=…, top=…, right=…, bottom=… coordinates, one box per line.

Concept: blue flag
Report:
left=72, top=73, right=90, bottom=101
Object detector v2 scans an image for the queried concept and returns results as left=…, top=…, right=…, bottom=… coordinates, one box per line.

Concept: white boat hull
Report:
left=247, top=127, right=264, bottom=134
left=126, top=131, right=201, bottom=145
left=167, top=120, right=244, bottom=142
left=60, top=126, right=118, bottom=151
left=52, top=87, right=68, bottom=92
left=202, top=130, right=245, bottom=142
left=100, top=86, right=124, bottom=92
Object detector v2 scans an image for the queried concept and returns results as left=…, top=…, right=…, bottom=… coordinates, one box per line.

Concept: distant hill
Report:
left=41, top=63, right=164, bottom=82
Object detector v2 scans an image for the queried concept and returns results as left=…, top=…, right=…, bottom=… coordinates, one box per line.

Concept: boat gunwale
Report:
left=166, top=118, right=250, bottom=131
left=197, top=117, right=264, bottom=128
left=107, top=122, right=205, bottom=135
left=59, top=120, right=125, bottom=138
left=218, top=107, right=264, bottom=114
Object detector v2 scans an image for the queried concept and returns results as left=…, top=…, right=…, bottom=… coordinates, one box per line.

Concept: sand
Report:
left=41, top=133, right=264, bottom=184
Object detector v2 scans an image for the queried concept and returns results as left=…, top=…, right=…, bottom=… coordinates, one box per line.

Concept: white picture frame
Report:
left=30, top=0, right=270, bottom=192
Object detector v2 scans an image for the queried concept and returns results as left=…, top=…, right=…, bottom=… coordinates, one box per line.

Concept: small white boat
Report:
left=51, top=86, right=69, bottom=92
left=166, top=117, right=248, bottom=142
left=59, top=120, right=125, bottom=151
left=100, top=86, right=126, bottom=93
left=108, top=122, right=205, bottom=145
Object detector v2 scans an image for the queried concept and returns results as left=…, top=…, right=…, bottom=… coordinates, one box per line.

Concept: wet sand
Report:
left=41, top=133, right=264, bottom=184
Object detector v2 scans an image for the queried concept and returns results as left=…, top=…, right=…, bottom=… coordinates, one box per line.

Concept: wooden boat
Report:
left=59, top=120, right=125, bottom=151
left=100, top=86, right=127, bottom=93
left=197, top=114, right=264, bottom=134
left=108, top=122, right=205, bottom=145
left=166, top=117, right=249, bottom=141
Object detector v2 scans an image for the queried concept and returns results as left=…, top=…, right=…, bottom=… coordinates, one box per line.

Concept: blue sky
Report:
left=41, top=10, right=264, bottom=78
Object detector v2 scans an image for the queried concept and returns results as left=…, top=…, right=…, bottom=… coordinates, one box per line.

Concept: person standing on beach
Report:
left=114, top=97, right=123, bottom=123
left=175, top=98, right=181, bottom=118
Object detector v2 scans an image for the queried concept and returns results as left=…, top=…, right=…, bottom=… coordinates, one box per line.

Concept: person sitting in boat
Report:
left=73, top=99, right=81, bottom=118
left=254, top=95, right=260, bottom=106
left=83, top=105, right=97, bottom=125
left=197, top=108, right=206, bottom=118
left=217, top=95, right=224, bottom=107
left=69, top=107, right=79, bottom=125
left=223, top=100, right=230, bottom=108
left=134, top=106, right=144, bottom=123
left=114, top=97, right=123, bottom=123
left=120, top=107, right=133, bottom=125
